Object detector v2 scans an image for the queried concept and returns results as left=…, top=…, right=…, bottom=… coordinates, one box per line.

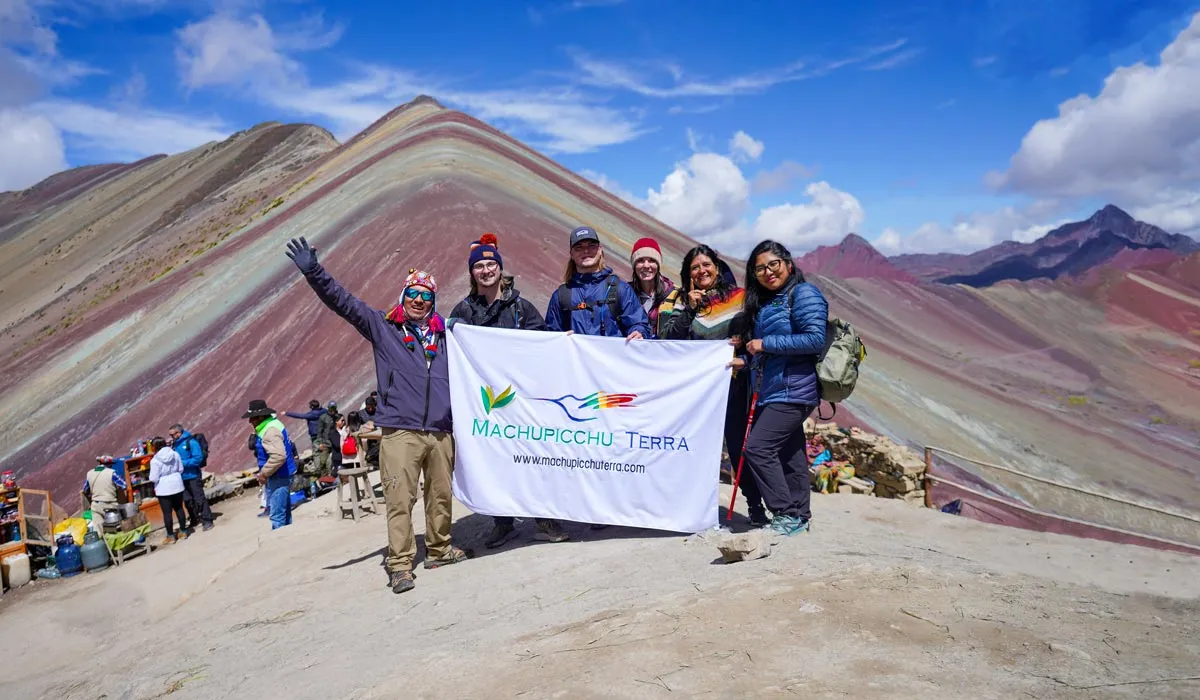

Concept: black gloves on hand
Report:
left=285, top=237, right=319, bottom=274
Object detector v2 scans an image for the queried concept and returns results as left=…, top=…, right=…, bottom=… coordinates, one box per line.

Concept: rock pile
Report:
left=808, top=421, right=927, bottom=505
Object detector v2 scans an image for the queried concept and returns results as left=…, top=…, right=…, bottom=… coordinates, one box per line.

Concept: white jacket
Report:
left=149, top=446, right=185, bottom=496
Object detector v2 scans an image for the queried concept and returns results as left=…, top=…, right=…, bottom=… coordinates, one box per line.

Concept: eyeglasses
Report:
left=404, top=288, right=434, bottom=302
left=472, top=261, right=499, bottom=272
left=753, top=259, right=786, bottom=277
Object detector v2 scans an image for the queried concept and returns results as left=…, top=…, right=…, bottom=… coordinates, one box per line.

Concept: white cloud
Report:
left=568, top=40, right=911, bottom=99
left=0, top=108, right=67, bottom=191
left=639, top=130, right=863, bottom=257
left=729, top=130, right=763, bottom=162
left=992, top=12, right=1200, bottom=205
left=751, top=160, right=816, bottom=194
left=173, top=12, right=646, bottom=153
left=752, top=182, right=865, bottom=253
left=441, top=88, right=649, bottom=154
left=863, top=48, right=922, bottom=71
left=110, top=70, right=146, bottom=104
left=177, top=13, right=301, bottom=91
left=666, top=102, right=722, bottom=115
left=645, top=152, right=751, bottom=242
left=874, top=227, right=903, bottom=255
left=1131, top=190, right=1200, bottom=236
left=874, top=203, right=1069, bottom=254
left=33, top=100, right=228, bottom=162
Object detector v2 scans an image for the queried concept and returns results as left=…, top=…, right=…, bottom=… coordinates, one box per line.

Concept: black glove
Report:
left=285, top=237, right=319, bottom=274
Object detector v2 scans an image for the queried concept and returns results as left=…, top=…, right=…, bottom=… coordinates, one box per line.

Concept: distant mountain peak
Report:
left=797, top=233, right=915, bottom=282
left=839, top=232, right=873, bottom=249
left=1087, top=203, right=1136, bottom=229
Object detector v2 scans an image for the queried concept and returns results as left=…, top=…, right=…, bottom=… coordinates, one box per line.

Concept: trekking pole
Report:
left=727, top=363, right=764, bottom=521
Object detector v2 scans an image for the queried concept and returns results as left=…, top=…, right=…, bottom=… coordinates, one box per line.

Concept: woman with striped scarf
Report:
left=660, top=245, right=769, bottom=527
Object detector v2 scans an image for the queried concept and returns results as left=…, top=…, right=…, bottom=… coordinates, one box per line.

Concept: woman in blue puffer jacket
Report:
left=737, top=240, right=828, bottom=536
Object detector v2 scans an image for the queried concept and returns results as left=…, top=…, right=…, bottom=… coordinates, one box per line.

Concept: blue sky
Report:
left=3, top=0, right=1199, bottom=256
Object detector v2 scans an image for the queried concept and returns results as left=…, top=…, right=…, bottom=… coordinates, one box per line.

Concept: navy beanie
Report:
left=468, top=232, right=503, bottom=270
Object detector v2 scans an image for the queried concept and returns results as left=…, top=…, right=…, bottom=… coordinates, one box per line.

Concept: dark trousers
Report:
left=743, top=402, right=813, bottom=521
left=725, top=372, right=763, bottom=511
left=182, top=478, right=213, bottom=528
left=161, top=492, right=188, bottom=537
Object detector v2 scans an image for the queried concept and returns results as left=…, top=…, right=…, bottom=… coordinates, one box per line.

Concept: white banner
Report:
left=447, top=324, right=732, bottom=533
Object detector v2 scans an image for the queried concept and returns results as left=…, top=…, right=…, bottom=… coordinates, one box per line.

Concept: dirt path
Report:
left=3, top=483, right=1198, bottom=700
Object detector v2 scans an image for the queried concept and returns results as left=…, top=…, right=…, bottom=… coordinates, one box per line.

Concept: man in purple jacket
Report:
left=286, top=237, right=468, bottom=595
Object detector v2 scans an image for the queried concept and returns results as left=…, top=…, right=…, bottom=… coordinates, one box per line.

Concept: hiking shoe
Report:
left=484, top=523, right=516, bottom=549
left=383, top=570, right=417, bottom=588
left=257, top=508, right=270, bottom=518
left=747, top=506, right=771, bottom=528
left=424, top=546, right=470, bottom=569
left=389, top=570, right=415, bottom=594
left=202, top=523, right=214, bottom=532
left=534, top=520, right=569, bottom=543
left=770, top=515, right=811, bottom=536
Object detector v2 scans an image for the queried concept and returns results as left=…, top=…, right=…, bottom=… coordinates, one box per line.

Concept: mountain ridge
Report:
left=890, top=204, right=1198, bottom=286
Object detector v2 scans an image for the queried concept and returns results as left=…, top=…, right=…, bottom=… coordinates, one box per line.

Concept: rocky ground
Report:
left=2, top=482, right=1198, bottom=700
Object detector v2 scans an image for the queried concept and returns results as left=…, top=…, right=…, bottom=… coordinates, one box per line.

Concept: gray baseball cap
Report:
left=569, top=226, right=600, bottom=248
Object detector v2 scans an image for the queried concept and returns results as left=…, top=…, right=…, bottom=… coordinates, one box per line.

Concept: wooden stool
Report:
left=337, top=467, right=381, bottom=521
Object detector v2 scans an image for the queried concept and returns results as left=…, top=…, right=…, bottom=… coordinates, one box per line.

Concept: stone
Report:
left=709, top=529, right=773, bottom=563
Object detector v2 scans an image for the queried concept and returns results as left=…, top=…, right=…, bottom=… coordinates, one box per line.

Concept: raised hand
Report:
left=285, top=237, right=319, bottom=274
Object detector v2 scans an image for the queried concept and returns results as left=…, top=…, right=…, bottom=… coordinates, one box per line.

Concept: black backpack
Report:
left=192, top=432, right=210, bottom=467
left=558, top=275, right=623, bottom=334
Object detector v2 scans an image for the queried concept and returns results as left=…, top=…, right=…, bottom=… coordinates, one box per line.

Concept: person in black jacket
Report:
left=448, top=233, right=569, bottom=548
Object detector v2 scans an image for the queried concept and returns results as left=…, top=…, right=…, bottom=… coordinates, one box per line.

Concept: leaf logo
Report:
left=480, top=385, right=517, bottom=414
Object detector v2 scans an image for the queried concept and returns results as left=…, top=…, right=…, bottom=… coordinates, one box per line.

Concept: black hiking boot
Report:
left=484, top=522, right=517, bottom=549
left=748, top=505, right=770, bottom=528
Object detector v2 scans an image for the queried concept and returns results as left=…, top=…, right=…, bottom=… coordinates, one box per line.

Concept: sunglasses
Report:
left=404, top=288, right=434, bottom=302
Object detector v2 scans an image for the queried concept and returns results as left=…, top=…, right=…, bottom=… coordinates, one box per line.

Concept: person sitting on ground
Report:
left=149, top=437, right=189, bottom=543
left=448, top=232, right=569, bottom=548
left=286, top=237, right=468, bottom=595
left=736, top=240, right=828, bottom=536
left=82, top=456, right=126, bottom=535
left=660, top=245, right=768, bottom=527
left=285, top=400, right=325, bottom=449
left=169, top=423, right=214, bottom=532
left=627, top=237, right=675, bottom=338
left=244, top=399, right=298, bottom=530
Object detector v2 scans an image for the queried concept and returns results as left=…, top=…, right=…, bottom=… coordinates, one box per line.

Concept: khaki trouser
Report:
left=379, top=427, right=455, bottom=573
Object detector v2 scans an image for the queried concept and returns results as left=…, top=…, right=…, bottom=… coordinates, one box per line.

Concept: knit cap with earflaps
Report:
left=386, top=268, right=445, bottom=360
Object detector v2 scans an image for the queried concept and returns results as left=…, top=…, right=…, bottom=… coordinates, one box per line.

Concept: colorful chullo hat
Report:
left=387, top=268, right=444, bottom=360
left=468, top=232, right=503, bottom=270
